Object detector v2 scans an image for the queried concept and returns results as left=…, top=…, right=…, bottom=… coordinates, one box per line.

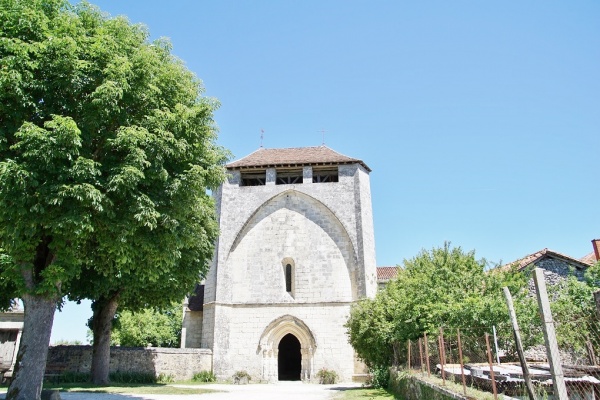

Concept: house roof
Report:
left=581, top=252, right=598, bottom=266
left=502, top=248, right=593, bottom=271
left=377, top=266, right=399, bottom=281
left=226, top=146, right=371, bottom=172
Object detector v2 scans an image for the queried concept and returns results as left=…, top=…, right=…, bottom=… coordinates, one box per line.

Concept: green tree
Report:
left=0, top=1, right=227, bottom=397
left=111, top=302, right=182, bottom=348
left=545, top=263, right=600, bottom=357
left=346, top=243, right=533, bottom=372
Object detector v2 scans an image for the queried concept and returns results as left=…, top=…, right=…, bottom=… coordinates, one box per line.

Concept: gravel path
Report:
left=1, top=382, right=362, bottom=400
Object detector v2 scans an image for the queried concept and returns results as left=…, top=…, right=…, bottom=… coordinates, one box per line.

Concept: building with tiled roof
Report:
left=504, top=248, right=593, bottom=272
left=0, top=300, right=24, bottom=381
left=226, top=146, right=371, bottom=172
left=580, top=239, right=600, bottom=266
left=376, top=266, right=399, bottom=289
left=182, top=145, right=376, bottom=383
left=500, top=240, right=599, bottom=289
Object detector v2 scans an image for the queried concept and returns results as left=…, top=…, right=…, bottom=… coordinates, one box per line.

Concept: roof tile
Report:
left=226, top=146, right=371, bottom=172
left=377, top=266, right=398, bottom=280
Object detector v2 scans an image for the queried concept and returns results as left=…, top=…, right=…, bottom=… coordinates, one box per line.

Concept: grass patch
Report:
left=334, top=387, right=397, bottom=400
left=44, top=383, right=219, bottom=395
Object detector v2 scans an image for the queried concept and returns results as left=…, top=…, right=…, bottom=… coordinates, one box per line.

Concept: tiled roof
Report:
left=581, top=252, right=598, bottom=265
left=226, top=146, right=371, bottom=172
left=377, top=266, right=399, bottom=281
left=502, top=248, right=593, bottom=271
left=187, top=284, right=204, bottom=312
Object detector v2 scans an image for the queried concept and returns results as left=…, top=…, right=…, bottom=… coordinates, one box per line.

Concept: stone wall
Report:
left=208, top=303, right=356, bottom=382
left=388, top=369, right=469, bottom=400
left=199, top=163, right=378, bottom=382
left=526, top=258, right=586, bottom=294
left=47, top=346, right=212, bottom=381
left=182, top=310, right=203, bottom=348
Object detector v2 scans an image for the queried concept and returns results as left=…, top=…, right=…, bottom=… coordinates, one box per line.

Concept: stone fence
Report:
left=47, top=346, right=212, bottom=381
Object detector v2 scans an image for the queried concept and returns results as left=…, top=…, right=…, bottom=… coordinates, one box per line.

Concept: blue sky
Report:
left=51, top=0, right=600, bottom=343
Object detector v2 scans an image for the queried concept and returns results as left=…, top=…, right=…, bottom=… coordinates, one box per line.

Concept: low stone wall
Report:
left=388, top=369, right=467, bottom=400
left=47, top=346, right=212, bottom=381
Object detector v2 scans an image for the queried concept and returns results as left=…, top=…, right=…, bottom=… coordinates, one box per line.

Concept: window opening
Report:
left=285, top=264, right=292, bottom=293
left=312, top=168, right=338, bottom=183
left=241, top=171, right=266, bottom=186
left=276, top=169, right=303, bottom=185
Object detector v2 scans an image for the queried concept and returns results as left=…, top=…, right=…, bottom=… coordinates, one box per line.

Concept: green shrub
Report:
left=316, top=368, right=338, bottom=384
left=367, top=365, right=390, bottom=389
left=192, top=370, right=216, bottom=383
left=156, top=373, right=175, bottom=384
left=44, top=371, right=89, bottom=384
left=109, top=371, right=157, bottom=384
left=232, top=370, right=251, bottom=384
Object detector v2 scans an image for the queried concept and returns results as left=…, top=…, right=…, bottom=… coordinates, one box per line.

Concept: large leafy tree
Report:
left=111, top=302, right=183, bottom=348
left=0, top=1, right=227, bottom=398
left=346, top=243, right=533, bottom=371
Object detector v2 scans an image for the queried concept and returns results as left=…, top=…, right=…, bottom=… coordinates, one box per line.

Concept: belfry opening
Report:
left=277, top=333, right=301, bottom=381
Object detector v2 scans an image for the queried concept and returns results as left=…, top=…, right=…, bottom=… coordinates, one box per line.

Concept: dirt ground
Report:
left=0, top=382, right=362, bottom=400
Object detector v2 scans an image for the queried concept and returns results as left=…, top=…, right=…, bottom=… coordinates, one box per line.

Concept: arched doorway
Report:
left=258, top=315, right=316, bottom=382
left=278, top=334, right=301, bottom=381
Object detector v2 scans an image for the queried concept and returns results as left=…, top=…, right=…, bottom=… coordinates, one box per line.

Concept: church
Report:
left=181, top=145, right=377, bottom=382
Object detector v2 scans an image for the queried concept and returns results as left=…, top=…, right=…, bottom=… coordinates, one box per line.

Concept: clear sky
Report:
left=51, top=0, right=600, bottom=344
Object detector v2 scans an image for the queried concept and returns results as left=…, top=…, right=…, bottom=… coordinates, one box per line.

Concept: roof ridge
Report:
left=226, top=145, right=371, bottom=172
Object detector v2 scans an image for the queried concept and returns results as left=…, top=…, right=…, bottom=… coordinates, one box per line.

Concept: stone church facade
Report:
left=182, top=146, right=377, bottom=382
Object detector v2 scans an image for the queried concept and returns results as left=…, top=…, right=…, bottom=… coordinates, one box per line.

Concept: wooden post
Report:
left=503, top=287, right=536, bottom=400
left=424, top=332, right=431, bottom=377
left=586, top=334, right=597, bottom=365
left=485, top=333, right=498, bottom=400
left=492, top=325, right=501, bottom=364
left=533, top=267, right=568, bottom=400
left=407, top=340, right=411, bottom=370
left=418, top=338, right=424, bottom=374
left=595, top=290, right=600, bottom=319
left=457, top=329, right=467, bottom=396
left=439, top=328, right=446, bottom=384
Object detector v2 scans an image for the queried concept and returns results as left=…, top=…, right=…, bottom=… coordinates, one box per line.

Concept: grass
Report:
left=334, top=387, right=398, bottom=400
left=42, top=382, right=219, bottom=395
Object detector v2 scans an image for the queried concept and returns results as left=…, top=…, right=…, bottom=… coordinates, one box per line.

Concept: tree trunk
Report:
left=6, top=293, right=57, bottom=400
left=90, top=292, right=120, bottom=385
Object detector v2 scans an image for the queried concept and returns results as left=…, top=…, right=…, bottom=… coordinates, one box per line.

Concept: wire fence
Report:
left=395, top=298, right=600, bottom=399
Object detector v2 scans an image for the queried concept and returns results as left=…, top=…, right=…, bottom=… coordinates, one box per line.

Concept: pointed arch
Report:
left=225, top=189, right=359, bottom=301
left=257, top=315, right=317, bottom=382
left=228, top=189, right=357, bottom=262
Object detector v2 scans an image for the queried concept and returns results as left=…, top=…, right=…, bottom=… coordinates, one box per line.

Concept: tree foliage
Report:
left=546, top=262, right=600, bottom=354
left=0, top=0, right=227, bottom=396
left=111, top=302, right=182, bottom=348
left=346, top=243, right=533, bottom=370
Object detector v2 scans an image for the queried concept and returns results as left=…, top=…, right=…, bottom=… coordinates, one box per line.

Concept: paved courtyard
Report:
left=1, top=382, right=363, bottom=400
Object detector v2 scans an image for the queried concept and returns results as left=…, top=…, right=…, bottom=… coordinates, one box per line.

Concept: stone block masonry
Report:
left=46, top=346, right=212, bottom=381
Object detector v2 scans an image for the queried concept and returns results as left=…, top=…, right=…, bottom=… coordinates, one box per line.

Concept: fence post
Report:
left=492, top=326, right=500, bottom=365
left=424, top=332, right=431, bottom=377
left=439, top=328, right=446, bottom=384
left=503, top=286, right=536, bottom=400
left=407, top=340, right=411, bottom=370
left=457, top=329, right=467, bottom=396
left=586, top=334, right=597, bottom=365
left=418, top=338, right=424, bottom=374
left=533, top=267, right=568, bottom=400
left=485, top=333, right=498, bottom=400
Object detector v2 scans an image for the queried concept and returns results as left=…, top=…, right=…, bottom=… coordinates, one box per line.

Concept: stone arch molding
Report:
left=257, top=315, right=317, bottom=382
left=228, top=189, right=357, bottom=263
left=226, top=189, right=359, bottom=299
